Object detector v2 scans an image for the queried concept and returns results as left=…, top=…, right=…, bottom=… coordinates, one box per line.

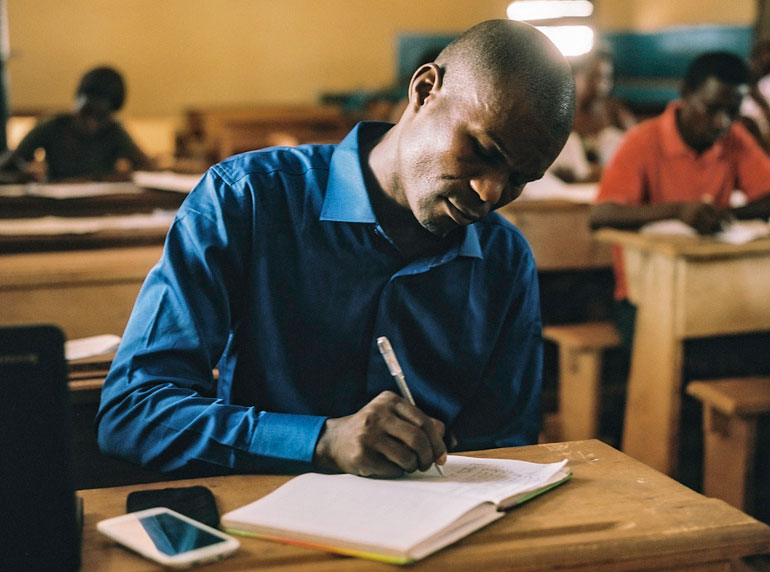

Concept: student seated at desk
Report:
left=96, top=20, right=575, bottom=479
left=740, top=39, right=770, bottom=154
left=550, top=50, right=636, bottom=184
left=590, top=51, right=770, bottom=348
left=0, top=66, right=152, bottom=183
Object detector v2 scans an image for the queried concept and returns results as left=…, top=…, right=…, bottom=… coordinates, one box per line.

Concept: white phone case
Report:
left=97, top=507, right=239, bottom=569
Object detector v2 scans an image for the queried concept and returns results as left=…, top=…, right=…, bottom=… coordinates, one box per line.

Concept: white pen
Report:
left=376, top=336, right=445, bottom=477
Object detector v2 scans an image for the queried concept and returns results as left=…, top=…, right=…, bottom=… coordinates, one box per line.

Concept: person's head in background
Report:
left=574, top=50, right=616, bottom=104
left=73, top=66, right=126, bottom=134
left=678, top=51, right=750, bottom=153
left=749, top=39, right=770, bottom=82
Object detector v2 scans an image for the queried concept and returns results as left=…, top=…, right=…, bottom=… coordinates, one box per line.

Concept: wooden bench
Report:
left=542, top=322, right=621, bottom=441
left=686, top=377, right=770, bottom=513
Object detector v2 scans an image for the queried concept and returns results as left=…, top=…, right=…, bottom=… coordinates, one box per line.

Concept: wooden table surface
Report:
left=498, top=200, right=611, bottom=271
left=595, top=229, right=770, bottom=476
left=78, top=439, right=770, bottom=571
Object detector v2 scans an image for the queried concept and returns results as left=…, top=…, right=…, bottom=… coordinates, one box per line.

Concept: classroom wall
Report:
left=6, top=0, right=512, bottom=117
left=596, top=0, right=755, bottom=31
left=7, top=0, right=757, bottom=119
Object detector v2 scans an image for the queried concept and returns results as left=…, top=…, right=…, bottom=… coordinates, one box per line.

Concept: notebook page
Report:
left=399, top=455, right=569, bottom=505
left=223, top=472, right=492, bottom=553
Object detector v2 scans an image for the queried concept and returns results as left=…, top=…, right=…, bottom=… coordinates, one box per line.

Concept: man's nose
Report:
left=713, top=110, right=732, bottom=130
left=470, top=171, right=506, bottom=204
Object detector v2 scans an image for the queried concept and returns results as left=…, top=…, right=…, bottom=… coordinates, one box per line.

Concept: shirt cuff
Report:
left=250, top=412, right=327, bottom=463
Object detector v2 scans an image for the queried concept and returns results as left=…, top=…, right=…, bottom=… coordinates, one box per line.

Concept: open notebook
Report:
left=222, top=455, right=570, bottom=564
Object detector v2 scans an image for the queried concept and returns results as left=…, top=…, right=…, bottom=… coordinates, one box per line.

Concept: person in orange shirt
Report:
left=591, top=51, right=770, bottom=348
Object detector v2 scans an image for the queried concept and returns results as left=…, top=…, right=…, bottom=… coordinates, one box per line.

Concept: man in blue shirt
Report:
left=97, top=19, right=575, bottom=478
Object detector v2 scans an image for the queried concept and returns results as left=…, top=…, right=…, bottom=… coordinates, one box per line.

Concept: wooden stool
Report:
left=686, top=377, right=770, bottom=513
left=542, top=322, right=621, bottom=441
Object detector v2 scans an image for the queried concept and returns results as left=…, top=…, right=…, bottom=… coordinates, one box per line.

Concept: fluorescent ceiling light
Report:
left=507, top=0, right=594, bottom=21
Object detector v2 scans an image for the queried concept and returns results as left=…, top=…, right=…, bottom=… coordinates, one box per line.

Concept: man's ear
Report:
left=408, top=63, right=443, bottom=111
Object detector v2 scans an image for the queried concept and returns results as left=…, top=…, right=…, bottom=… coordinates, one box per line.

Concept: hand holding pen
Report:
left=313, top=340, right=447, bottom=478
left=377, top=336, right=445, bottom=477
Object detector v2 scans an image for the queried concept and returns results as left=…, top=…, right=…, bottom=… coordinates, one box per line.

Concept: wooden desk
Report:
left=0, top=245, right=162, bottom=339
left=595, top=229, right=770, bottom=476
left=0, top=181, right=181, bottom=337
left=0, top=183, right=184, bottom=253
left=187, top=104, right=350, bottom=161
left=498, top=200, right=611, bottom=271
left=78, top=440, right=770, bottom=571
left=0, top=185, right=185, bottom=221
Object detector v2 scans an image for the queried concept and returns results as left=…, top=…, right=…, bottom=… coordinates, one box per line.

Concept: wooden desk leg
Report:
left=702, top=407, right=757, bottom=512
left=621, top=253, right=683, bottom=476
left=558, top=347, right=601, bottom=441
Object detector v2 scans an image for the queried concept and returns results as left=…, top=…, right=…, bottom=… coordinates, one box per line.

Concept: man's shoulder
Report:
left=620, top=113, right=665, bottom=145
left=26, top=113, right=73, bottom=136
left=725, top=120, right=765, bottom=150
left=209, top=144, right=337, bottom=186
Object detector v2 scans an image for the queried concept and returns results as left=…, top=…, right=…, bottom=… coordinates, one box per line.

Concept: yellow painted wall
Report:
left=7, top=0, right=511, bottom=116
left=596, top=0, right=755, bottom=31
left=6, top=0, right=758, bottom=118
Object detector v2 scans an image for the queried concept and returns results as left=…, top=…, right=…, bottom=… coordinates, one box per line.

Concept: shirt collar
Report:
left=320, top=121, right=388, bottom=223
left=321, top=121, right=482, bottom=260
left=661, top=100, right=727, bottom=159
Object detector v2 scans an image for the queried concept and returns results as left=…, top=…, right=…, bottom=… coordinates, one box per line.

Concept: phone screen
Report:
left=116, top=511, right=228, bottom=556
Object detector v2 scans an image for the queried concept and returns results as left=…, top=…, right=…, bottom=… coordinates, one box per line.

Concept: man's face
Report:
left=586, top=59, right=614, bottom=100
left=74, top=95, right=113, bottom=134
left=392, top=74, right=563, bottom=237
left=679, top=76, right=747, bottom=151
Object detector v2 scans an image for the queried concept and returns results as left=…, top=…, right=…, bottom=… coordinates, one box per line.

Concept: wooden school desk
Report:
left=595, top=229, right=770, bottom=476
left=78, top=439, right=770, bottom=572
left=498, top=199, right=611, bottom=272
left=0, top=182, right=182, bottom=338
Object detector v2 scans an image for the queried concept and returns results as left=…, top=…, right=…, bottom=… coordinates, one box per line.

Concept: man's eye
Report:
left=471, top=138, right=494, bottom=161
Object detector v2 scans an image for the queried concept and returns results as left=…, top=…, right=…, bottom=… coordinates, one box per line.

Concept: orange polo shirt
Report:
left=596, top=101, right=770, bottom=299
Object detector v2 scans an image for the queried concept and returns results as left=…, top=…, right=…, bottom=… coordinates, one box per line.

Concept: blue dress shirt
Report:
left=96, top=122, right=543, bottom=474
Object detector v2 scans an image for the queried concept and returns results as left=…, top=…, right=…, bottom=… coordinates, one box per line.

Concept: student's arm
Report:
left=589, top=125, right=723, bottom=234
left=96, top=168, right=445, bottom=477
left=113, top=123, right=155, bottom=171
left=0, top=149, right=32, bottom=182
left=590, top=201, right=723, bottom=234
left=731, top=125, right=770, bottom=220
left=0, top=122, right=48, bottom=182
left=731, top=193, right=770, bottom=220
left=96, top=169, right=325, bottom=474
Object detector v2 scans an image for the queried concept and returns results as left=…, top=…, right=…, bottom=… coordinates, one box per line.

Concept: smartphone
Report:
left=97, top=507, right=239, bottom=569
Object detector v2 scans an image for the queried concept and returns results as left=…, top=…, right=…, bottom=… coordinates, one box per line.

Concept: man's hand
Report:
left=313, top=391, right=447, bottom=478
left=678, top=201, right=724, bottom=234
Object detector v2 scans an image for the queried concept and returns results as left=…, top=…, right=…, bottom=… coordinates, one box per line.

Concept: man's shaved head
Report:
left=435, top=19, right=575, bottom=146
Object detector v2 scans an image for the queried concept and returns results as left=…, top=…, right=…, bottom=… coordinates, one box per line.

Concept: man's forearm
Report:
left=731, top=193, right=770, bottom=220
left=589, top=202, right=682, bottom=230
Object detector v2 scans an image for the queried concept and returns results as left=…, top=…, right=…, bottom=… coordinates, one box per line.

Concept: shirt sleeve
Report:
left=732, top=124, right=770, bottom=201
left=595, top=127, right=648, bottom=205
left=96, top=169, right=326, bottom=474
left=14, top=120, right=53, bottom=161
left=451, top=248, right=543, bottom=450
left=111, top=123, right=149, bottom=166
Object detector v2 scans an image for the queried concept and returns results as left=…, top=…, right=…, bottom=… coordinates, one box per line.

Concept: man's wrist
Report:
left=312, top=418, right=339, bottom=472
